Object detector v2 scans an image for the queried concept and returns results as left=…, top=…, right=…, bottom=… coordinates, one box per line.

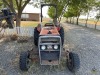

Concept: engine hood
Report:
left=40, top=26, right=59, bottom=35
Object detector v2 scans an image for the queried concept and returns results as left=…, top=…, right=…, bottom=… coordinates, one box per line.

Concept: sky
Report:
left=23, top=4, right=49, bottom=17
left=23, top=4, right=97, bottom=19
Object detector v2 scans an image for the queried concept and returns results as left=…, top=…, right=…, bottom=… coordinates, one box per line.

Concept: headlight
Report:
left=41, top=45, right=46, bottom=50
left=54, top=45, right=58, bottom=49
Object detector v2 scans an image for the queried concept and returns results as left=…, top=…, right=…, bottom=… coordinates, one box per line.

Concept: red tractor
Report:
left=19, top=4, right=80, bottom=73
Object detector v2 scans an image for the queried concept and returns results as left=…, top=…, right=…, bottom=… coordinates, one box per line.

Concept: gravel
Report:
left=62, top=23, right=100, bottom=75
left=0, top=23, right=100, bottom=75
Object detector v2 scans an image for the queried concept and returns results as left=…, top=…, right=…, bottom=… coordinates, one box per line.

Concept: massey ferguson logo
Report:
left=47, top=45, right=52, bottom=49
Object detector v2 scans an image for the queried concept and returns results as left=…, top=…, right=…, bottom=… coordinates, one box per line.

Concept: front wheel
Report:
left=67, top=52, right=80, bottom=72
left=19, top=51, right=30, bottom=71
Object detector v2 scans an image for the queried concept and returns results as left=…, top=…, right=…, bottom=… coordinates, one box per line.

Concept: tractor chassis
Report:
left=20, top=47, right=80, bottom=72
left=27, top=47, right=68, bottom=63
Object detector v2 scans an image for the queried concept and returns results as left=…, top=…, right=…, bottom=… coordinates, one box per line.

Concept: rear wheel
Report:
left=34, top=27, right=39, bottom=46
left=19, top=51, right=30, bottom=71
left=67, top=52, right=80, bottom=72
left=59, top=27, right=64, bottom=45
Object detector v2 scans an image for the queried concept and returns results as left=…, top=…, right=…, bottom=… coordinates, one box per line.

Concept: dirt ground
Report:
left=0, top=23, right=100, bottom=75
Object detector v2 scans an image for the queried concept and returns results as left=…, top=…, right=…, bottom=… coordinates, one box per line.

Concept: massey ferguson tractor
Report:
left=19, top=4, right=80, bottom=72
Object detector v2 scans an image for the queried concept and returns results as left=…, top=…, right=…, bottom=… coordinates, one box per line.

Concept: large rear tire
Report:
left=59, top=27, right=64, bottom=45
left=67, top=52, right=80, bottom=72
left=34, top=27, right=39, bottom=46
left=19, top=51, right=30, bottom=71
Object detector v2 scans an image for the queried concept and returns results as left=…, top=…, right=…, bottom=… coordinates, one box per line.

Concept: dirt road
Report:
left=63, top=23, right=100, bottom=75
left=0, top=23, right=100, bottom=75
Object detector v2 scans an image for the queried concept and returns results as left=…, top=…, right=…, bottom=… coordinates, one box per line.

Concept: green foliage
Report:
left=48, top=4, right=64, bottom=19
left=46, top=0, right=88, bottom=18
left=63, top=12, right=73, bottom=18
left=48, top=7, right=55, bottom=19
left=64, top=5, right=81, bottom=18
left=0, top=0, right=4, bottom=10
left=95, top=12, right=100, bottom=20
left=83, top=0, right=96, bottom=13
left=94, top=1, right=100, bottom=11
left=45, top=0, right=67, bottom=19
left=64, top=0, right=97, bottom=18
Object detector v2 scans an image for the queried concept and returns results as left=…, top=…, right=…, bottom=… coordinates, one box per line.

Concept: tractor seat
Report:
left=44, top=23, right=54, bottom=27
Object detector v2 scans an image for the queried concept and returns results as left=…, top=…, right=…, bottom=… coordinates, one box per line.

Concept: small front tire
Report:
left=67, top=52, right=80, bottom=72
left=19, top=51, right=30, bottom=71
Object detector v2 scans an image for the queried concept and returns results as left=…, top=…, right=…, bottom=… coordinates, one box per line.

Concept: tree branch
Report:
left=21, top=0, right=30, bottom=11
left=17, top=0, right=22, bottom=13
left=2, top=0, right=10, bottom=8
left=19, top=0, right=22, bottom=7
left=3, top=0, right=16, bottom=13
left=15, top=0, right=19, bottom=8
left=10, top=0, right=13, bottom=8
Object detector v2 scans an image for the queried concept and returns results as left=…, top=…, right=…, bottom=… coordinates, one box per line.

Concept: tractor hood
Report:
left=40, top=26, right=59, bottom=35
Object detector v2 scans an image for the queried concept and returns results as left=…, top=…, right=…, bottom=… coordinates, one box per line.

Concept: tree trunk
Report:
left=85, top=12, right=89, bottom=27
left=95, top=19, right=99, bottom=29
left=70, top=18, right=72, bottom=23
left=59, top=17, right=62, bottom=23
left=57, top=18, right=60, bottom=23
left=16, top=16, right=21, bottom=34
left=76, top=16, right=79, bottom=25
left=67, top=18, right=69, bottom=23
left=58, top=17, right=61, bottom=23
left=73, top=17, right=74, bottom=24
left=16, top=17, right=21, bottom=27
left=16, top=13, right=21, bottom=34
left=53, top=18, right=57, bottom=25
left=66, top=18, right=68, bottom=22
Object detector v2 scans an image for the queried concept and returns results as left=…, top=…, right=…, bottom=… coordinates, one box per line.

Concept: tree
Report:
left=94, top=1, right=100, bottom=29
left=48, top=3, right=64, bottom=22
left=64, top=0, right=88, bottom=25
left=94, top=13, right=100, bottom=29
left=64, top=7, right=78, bottom=23
left=84, top=0, right=96, bottom=27
left=0, top=0, right=3, bottom=10
left=48, top=6, right=56, bottom=19
left=2, top=0, right=31, bottom=27
left=45, top=0, right=68, bottom=22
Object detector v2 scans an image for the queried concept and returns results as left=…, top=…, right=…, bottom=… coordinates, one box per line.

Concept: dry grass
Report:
left=20, top=21, right=39, bottom=27
left=20, top=18, right=52, bottom=27
left=79, top=19, right=100, bottom=25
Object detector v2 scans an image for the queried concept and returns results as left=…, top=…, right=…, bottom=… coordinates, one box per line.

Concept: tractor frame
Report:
left=19, top=3, right=80, bottom=73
